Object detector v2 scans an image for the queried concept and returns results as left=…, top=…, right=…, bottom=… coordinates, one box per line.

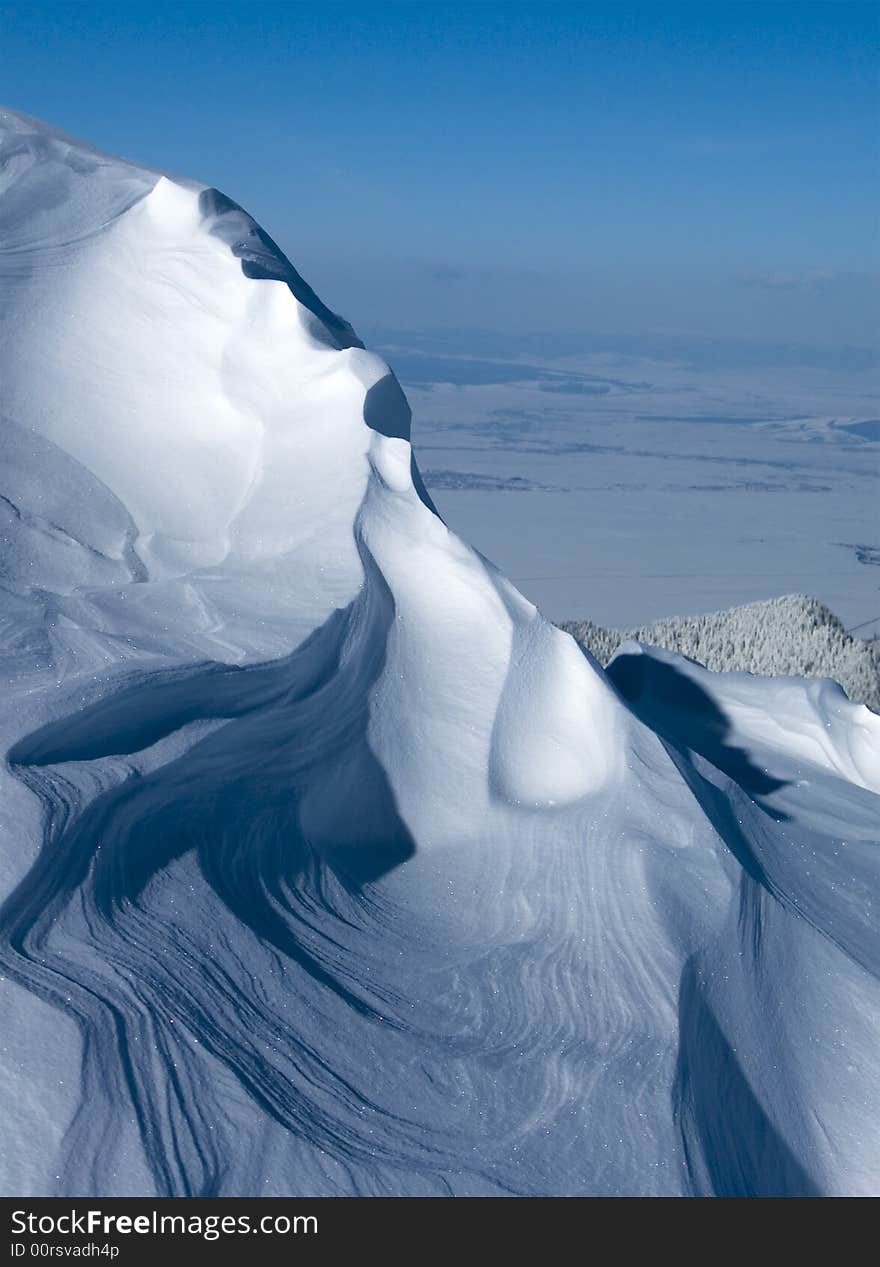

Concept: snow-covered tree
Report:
left=561, top=594, right=880, bottom=712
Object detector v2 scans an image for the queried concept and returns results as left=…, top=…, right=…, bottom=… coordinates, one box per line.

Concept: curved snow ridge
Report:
left=1, top=115, right=388, bottom=591
left=2, top=110, right=880, bottom=1197
left=610, top=641, right=880, bottom=795
left=359, top=432, right=629, bottom=820
left=0, top=106, right=159, bottom=260
left=199, top=186, right=362, bottom=351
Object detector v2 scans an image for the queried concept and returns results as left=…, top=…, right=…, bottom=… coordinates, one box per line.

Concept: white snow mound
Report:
left=1, top=108, right=879, bottom=1197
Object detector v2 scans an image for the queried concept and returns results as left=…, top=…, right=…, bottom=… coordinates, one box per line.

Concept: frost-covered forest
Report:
left=561, top=594, right=880, bottom=713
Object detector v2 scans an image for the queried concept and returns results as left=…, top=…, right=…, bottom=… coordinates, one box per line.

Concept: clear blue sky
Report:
left=2, top=1, right=877, bottom=344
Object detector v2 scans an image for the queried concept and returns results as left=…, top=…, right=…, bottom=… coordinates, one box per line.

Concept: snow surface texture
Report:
left=561, top=594, right=880, bottom=714
left=1, top=109, right=880, bottom=1198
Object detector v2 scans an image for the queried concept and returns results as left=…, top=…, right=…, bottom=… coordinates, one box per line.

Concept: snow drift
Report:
left=1, top=108, right=879, bottom=1197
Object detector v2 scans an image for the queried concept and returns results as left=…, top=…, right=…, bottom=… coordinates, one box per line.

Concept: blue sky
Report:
left=1, top=1, right=876, bottom=344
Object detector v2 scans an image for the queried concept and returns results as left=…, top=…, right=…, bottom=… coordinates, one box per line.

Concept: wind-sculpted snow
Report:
left=1, top=108, right=880, bottom=1197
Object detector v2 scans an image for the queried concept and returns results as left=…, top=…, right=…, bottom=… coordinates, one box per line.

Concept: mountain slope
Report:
left=1, top=108, right=879, bottom=1197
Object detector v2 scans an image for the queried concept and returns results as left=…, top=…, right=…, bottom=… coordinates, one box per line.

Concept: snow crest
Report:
left=1, top=108, right=879, bottom=1197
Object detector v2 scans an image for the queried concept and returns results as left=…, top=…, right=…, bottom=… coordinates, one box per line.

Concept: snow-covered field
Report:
left=370, top=328, right=879, bottom=634
left=1, top=108, right=879, bottom=1198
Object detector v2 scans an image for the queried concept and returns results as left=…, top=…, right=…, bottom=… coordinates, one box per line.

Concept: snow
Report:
left=1, top=107, right=879, bottom=1197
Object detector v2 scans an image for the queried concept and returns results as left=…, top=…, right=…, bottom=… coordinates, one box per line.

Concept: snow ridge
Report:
left=1, top=108, right=879, bottom=1197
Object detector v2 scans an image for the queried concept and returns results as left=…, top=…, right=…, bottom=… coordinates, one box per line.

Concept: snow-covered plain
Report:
left=1, top=108, right=879, bottom=1197
left=372, top=328, right=879, bottom=634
